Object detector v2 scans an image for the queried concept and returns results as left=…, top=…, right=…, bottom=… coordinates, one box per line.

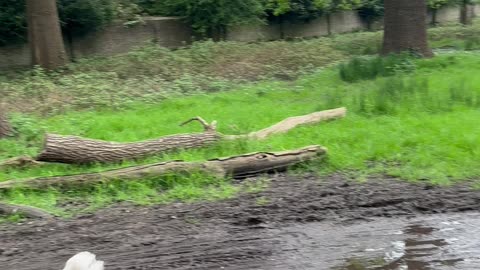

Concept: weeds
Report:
left=2, top=25, right=480, bottom=216
left=339, top=53, right=417, bottom=83
left=2, top=21, right=480, bottom=115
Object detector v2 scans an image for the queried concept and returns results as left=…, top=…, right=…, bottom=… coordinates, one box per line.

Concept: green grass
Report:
left=2, top=20, right=480, bottom=116
left=1, top=52, right=480, bottom=216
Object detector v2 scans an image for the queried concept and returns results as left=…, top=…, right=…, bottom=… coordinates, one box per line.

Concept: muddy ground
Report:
left=1, top=174, right=480, bottom=270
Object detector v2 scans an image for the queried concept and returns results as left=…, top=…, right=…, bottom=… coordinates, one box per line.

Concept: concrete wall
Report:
left=226, top=24, right=281, bottom=41
left=72, top=17, right=192, bottom=58
left=329, top=11, right=366, bottom=34
left=0, top=6, right=473, bottom=69
left=282, top=17, right=329, bottom=39
left=0, top=43, right=31, bottom=70
left=0, top=17, right=191, bottom=70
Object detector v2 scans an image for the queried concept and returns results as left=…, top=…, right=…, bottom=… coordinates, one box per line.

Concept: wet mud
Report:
left=2, top=174, right=480, bottom=269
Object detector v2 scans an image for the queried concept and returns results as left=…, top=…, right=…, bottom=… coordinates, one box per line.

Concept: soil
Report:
left=1, top=173, right=480, bottom=270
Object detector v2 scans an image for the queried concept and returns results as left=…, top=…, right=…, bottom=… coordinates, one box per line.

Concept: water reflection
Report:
left=269, top=213, right=480, bottom=270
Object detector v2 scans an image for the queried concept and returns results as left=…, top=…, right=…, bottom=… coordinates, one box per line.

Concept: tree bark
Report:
left=37, top=131, right=220, bottom=164
left=36, top=108, right=346, bottom=164
left=382, top=0, right=433, bottom=57
left=1, top=146, right=326, bottom=190
left=0, top=111, right=14, bottom=138
left=26, top=0, right=68, bottom=69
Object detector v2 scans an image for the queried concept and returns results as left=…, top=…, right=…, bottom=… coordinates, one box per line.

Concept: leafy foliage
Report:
left=144, top=0, right=265, bottom=38
left=0, top=0, right=27, bottom=45
left=0, top=0, right=120, bottom=45
left=265, top=0, right=363, bottom=21
left=58, top=0, right=116, bottom=35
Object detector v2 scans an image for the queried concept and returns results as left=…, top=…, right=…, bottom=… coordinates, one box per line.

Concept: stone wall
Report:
left=0, top=17, right=191, bottom=70
left=0, top=6, right=472, bottom=69
left=71, top=17, right=192, bottom=58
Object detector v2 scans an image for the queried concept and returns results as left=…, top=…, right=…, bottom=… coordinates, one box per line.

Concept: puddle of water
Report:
left=264, top=213, right=480, bottom=270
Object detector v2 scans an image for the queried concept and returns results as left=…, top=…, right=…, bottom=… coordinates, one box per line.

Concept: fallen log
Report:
left=0, top=202, right=54, bottom=219
left=1, top=145, right=326, bottom=190
left=36, top=107, right=346, bottom=164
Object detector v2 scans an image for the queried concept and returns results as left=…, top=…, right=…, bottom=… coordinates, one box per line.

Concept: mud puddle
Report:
left=267, top=213, right=480, bottom=270
left=2, top=174, right=480, bottom=269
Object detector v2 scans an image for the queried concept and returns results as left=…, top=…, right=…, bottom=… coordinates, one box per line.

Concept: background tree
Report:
left=459, top=0, right=478, bottom=25
left=382, top=0, right=433, bottom=57
left=26, top=0, right=68, bottom=69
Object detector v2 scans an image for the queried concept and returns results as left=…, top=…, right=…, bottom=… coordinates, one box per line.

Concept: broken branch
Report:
left=1, top=146, right=326, bottom=190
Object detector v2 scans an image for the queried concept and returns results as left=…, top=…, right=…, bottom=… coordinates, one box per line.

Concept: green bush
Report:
left=0, top=0, right=27, bottom=45
left=58, top=0, right=116, bottom=36
left=145, top=0, right=265, bottom=38
left=0, top=0, right=121, bottom=45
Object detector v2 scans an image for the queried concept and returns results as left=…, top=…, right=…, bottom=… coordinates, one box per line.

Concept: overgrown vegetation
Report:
left=0, top=0, right=474, bottom=45
left=2, top=22, right=480, bottom=217
left=1, top=51, right=480, bottom=215
left=3, top=21, right=480, bottom=115
left=339, top=53, right=417, bottom=82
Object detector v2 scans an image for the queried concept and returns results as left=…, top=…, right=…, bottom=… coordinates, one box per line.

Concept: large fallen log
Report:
left=36, top=107, right=346, bottom=164
left=1, top=145, right=326, bottom=190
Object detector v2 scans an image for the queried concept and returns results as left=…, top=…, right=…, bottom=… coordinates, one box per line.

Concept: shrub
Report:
left=145, top=0, right=265, bottom=39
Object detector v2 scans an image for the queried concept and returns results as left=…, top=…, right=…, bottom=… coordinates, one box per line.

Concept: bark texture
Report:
left=382, top=0, right=433, bottom=57
left=36, top=108, right=346, bottom=164
left=26, top=0, right=68, bottom=69
left=37, top=132, right=220, bottom=164
left=1, top=146, right=326, bottom=190
left=0, top=111, right=14, bottom=138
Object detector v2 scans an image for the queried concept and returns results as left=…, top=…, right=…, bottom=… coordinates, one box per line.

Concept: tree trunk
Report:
left=36, top=108, right=346, bottom=164
left=37, top=132, right=221, bottom=164
left=382, top=0, right=433, bottom=57
left=0, top=111, right=14, bottom=138
left=1, top=146, right=326, bottom=190
left=460, top=1, right=473, bottom=25
left=26, top=0, right=68, bottom=69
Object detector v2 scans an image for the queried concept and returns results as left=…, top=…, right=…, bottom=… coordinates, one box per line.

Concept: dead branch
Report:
left=0, top=146, right=326, bottom=190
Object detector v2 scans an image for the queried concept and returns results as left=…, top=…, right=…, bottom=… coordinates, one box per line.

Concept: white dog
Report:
left=62, top=252, right=104, bottom=270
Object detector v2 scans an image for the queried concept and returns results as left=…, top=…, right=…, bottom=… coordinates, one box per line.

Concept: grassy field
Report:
left=2, top=22, right=480, bottom=217
left=1, top=51, right=480, bottom=216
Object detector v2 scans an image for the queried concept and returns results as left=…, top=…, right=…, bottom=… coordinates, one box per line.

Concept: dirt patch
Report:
left=1, top=174, right=480, bottom=269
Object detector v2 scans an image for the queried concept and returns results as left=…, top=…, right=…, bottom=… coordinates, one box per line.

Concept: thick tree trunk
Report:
left=1, top=146, right=326, bottom=189
left=0, top=111, right=14, bottom=138
left=26, top=0, right=68, bottom=69
left=37, top=132, right=220, bottom=164
left=36, top=108, right=346, bottom=164
left=382, top=0, right=433, bottom=57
